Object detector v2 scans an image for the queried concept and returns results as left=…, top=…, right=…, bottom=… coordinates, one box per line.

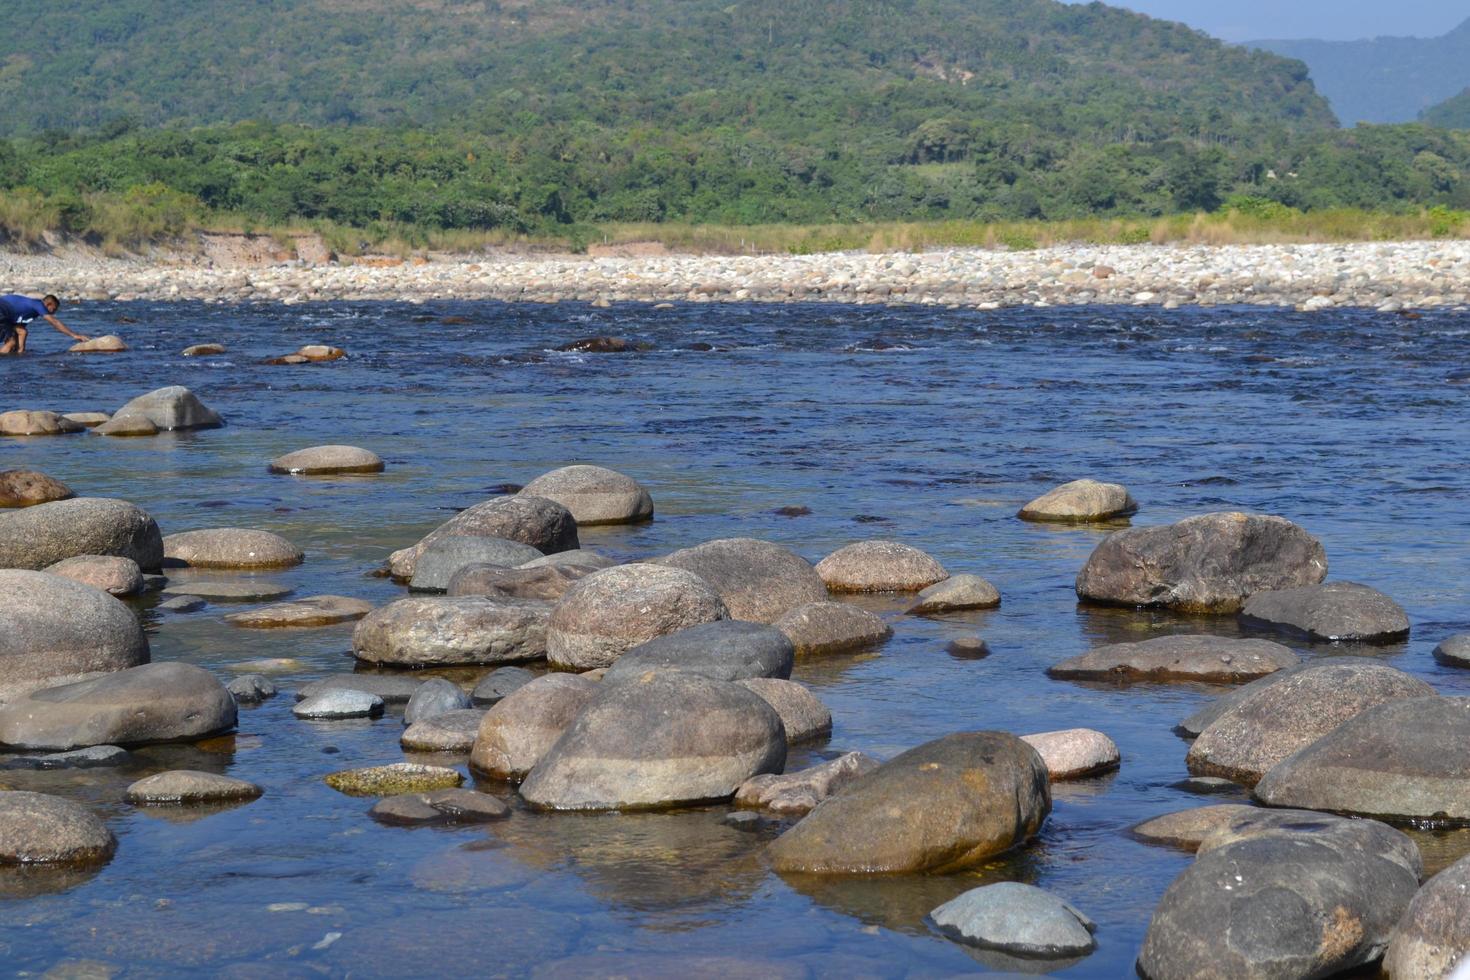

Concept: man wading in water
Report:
left=0, top=294, right=89, bottom=354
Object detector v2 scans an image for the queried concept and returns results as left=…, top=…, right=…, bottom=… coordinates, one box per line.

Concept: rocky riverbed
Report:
left=3, top=240, right=1470, bottom=310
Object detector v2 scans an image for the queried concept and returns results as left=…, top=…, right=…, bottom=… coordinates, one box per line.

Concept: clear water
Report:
left=2, top=300, right=1469, bottom=977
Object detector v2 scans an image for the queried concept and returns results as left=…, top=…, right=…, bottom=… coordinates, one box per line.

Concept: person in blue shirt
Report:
left=0, top=294, right=89, bottom=354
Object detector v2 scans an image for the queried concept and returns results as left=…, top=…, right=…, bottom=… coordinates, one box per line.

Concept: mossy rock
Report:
left=324, top=763, right=463, bottom=797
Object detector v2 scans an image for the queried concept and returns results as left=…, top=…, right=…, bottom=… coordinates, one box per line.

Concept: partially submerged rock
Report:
left=0, top=791, right=116, bottom=864
left=400, top=709, right=484, bottom=753
left=775, top=601, right=891, bottom=655
left=408, top=535, right=543, bottom=592
left=1434, top=634, right=1470, bottom=668
left=1130, top=804, right=1261, bottom=851
left=181, top=343, right=225, bottom=357
left=1240, top=581, right=1410, bottom=643
left=369, top=788, right=509, bottom=825
left=519, top=464, right=653, bottom=525
left=324, top=763, right=463, bottom=797
left=160, top=580, right=293, bottom=603
left=1018, top=479, right=1136, bottom=523
left=1047, top=635, right=1298, bottom=685
left=930, top=882, right=1097, bottom=958
left=906, top=574, right=1000, bottom=614
left=470, top=666, right=536, bottom=706
left=223, top=595, right=373, bottom=629
left=295, top=674, right=423, bottom=705
left=162, top=528, right=303, bottom=569
left=734, top=752, right=879, bottom=815
left=0, top=469, right=73, bottom=508
left=655, top=537, right=827, bottom=623
left=1020, top=729, right=1120, bottom=780
left=469, top=674, right=598, bottom=780
left=112, top=386, right=222, bottom=430
left=225, top=674, right=277, bottom=704
left=268, top=445, right=384, bottom=475
left=293, top=690, right=384, bottom=720
left=601, top=620, right=794, bottom=684
left=816, top=540, right=948, bottom=593
left=0, top=411, right=82, bottom=437
left=737, top=678, right=832, bottom=743
left=353, top=596, right=550, bottom=666
left=0, top=497, right=164, bottom=571
left=387, top=494, right=578, bottom=580
left=68, top=335, right=127, bottom=353
left=124, top=770, right=263, bottom=805
left=546, top=564, right=728, bottom=671
left=93, top=414, right=158, bottom=437
left=403, top=678, right=472, bottom=725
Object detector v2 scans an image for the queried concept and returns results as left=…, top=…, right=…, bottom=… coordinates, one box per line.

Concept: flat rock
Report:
left=1384, top=852, right=1470, bottom=979
left=447, top=563, right=596, bottom=601
left=469, top=674, right=599, bottom=779
left=409, top=535, right=544, bottom=592
left=162, top=529, right=303, bottom=569
left=1076, top=512, right=1328, bottom=613
left=470, top=666, right=536, bottom=706
left=161, top=580, right=293, bottom=603
left=225, top=674, right=277, bottom=704
left=69, top=335, right=126, bottom=353
left=0, top=410, right=82, bottom=436
left=292, top=690, right=384, bottom=720
left=519, top=549, right=615, bottom=571
left=767, top=732, right=1050, bottom=874
left=906, top=574, right=1000, bottom=613
left=125, top=770, right=263, bottom=805
left=775, top=601, right=891, bottom=655
left=816, top=540, right=949, bottom=593
left=155, top=595, right=206, bottom=613
left=1240, top=581, right=1410, bottom=643
left=655, top=537, right=827, bottom=623
left=181, top=343, right=225, bottom=357
left=1047, top=635, right=1298, bottom=684
left=112, top=386, right=222, bottom=430
left=352, top=596, right=550, bottom=666
left=0, top=662, right=236, bottom=751
left=93, top=414, right=159, bottom=437
left=1020, top=729, right=1120, bottom=780
left=223, top=595, right=373, bottom=628
left=734, top=751, right=879, bottom=815
left=1435, top=634, right=1470, bottom=668
left=931, top=882, right=1097, bottom=957
left=324, top=763, right=463, bottom=797
left=387, top=494, right=578, bottom=580
left=602, top=620, right=794, bottom=684
left=1192, top=809, right=1422, bottom=876
left=0, top=469, right=73, bottom=508
left=0, top=497, right=163, bottom=571
left=1018, top=479, right=1137, bottom=523
left=401, top=709, right=484, bottom=753
left=0, top=745, right=132, bottom=771
left=403, top=677, right=472, bottom=725
left=368, top=788, right=509, bottom=825
left=296, top=674, right=424, bottom=705
left=268, top=445, right=384, bottom=475
left=546, top=564, right=728, bottom=671
left=519, top=464, right=653, bottom=525
left=43, top=555, right=144, bottom=597
left=1130, top=805, right=1262, bottom=851
left=737, top=678, right=832, bottom=743
left=0, top=791, right=116, bottom=864
left=60, top=412, right=109, bottom=428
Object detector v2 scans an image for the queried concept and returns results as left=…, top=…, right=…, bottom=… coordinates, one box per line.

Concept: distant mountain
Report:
left=1253, top=18, right=1470, bottom=125
left=1424, top=89, right=1470, bottom=129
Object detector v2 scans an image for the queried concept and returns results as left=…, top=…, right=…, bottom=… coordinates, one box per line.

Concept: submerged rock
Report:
left=654, top=537, right=827, bottom=623
left=181, top=343, right=225, bottom=357
left=546, top=564, right=728, bottom=671
left=324, top=763, right=463, bottom=796
left=1240, top=581, right=1410, bottom=643
left=0, top=497, right=163, bottom=571
left=160, top=580, right=293, bottom=603
left=0, top=791, right=116, bottom=864
left=931, top=882, right=1097, bottom=958
left=906, top=574, right=1001, bottom=613
left=519, top=464, right=654, bottom=525
left=125, top=771, right=263, bottom=805
left=816, top=540, right=948, bottom=593
left=775, top=601, right=891, bottom=655
left=387, top=494, right=578, bottom=581
left=0, top=469, right=73, bottom=508
left=1047, top=635, right=1298, bottom=685
left=1018, top=479, right=1137, bottom=523
left=369, top=788, right=509, bottom=826
left=223, top=595, right=373, bottom=629
left=162, top=528, right=303, bottom=569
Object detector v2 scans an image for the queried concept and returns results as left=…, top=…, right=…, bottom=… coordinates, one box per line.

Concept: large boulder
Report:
left=447, top=563, right=596, bottom=601
left=0, top=498, right=163, bottom=571
left=162, top=528, right=303, bottom=569
left=0, top=411, right=82, bottom=436
left=0, top=663, right=236, bottom=750
left=1020, top=728, right=1120, bottom=780
left=408, top=535, right=544, bottom=592
left=519, top=672, right=786, bottom=810
left=1255, top=696, right=1470, bottom=823
left=1186, top=662, right=1435, bottom=785
left=1076, top=512, right=1328, bottom=613
left=0, top=570, right=149, bottom=703
left=815, top=540, right=948, bottom=593
left=1240, top=581, right=1410, bottom=643
left=0, top=791, right=116, bottom=864
left=736, top=678, right=832, bottom=743
left=387, top=495, right=579, bottom=580
left=602, top=620, right=794, bottom=684
left=1384, top=853, right=1470, bottom=979
left=519, top=465, right=653, bottom=525
left=546, top=564, right=728, bottom=671
left=353, top=596, right=550, bottom=666
left=268, top=445, right=384, bottom=475
left=1047, top=635, right=1298, bottom=685
left=930, top=882, right=1097, bottom=958
left=43, top=556, right=144, bottom=597
left=468, top=673, right=599, bottom=779
left=1018, top=479, right=1137, bottom=523
left=0, top=469, right=73, bottom=508
left=774, top=600, right=891, bottom=655
left=654, top=538, right=827, bottom=623
left=767, top=732, right=1050, bottom=874
left=111, top=386, right=222, bottom=430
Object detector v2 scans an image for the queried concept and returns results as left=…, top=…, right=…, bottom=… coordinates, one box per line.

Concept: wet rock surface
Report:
left=324, top=763, right=463, bottom=796
left=402, top=677, right=472, bottom=725
left=1048, top=634, right=1297, bottom=684
left=1240, top=581, right=1410, bottom=643
left=930, top=882, right=1097, bottom=958
left=292, top=689, right=384, bottom=720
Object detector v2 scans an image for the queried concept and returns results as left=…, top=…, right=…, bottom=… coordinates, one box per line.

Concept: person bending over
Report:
left=0, top=294, right=88, bottom=354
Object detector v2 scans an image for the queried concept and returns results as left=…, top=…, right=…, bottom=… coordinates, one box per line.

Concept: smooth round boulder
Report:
left=0, top=469, right=73, bottom=508
left=767, top=732, right=1050, bottom=874
left=293, top=690, right=384, bottom=720
left=775, top=601, right=892, bottom=655
left=409, top=535, right=544, bottom=592
left=906, top=574, right=1000, bottom=614
left=471, top=666, right=536, bottom=706
left=1384, top=853, right=1470, bottom=979
left=469, top=673, right=599, bottom=779
left=736, top=678, right=831, bottom=743
left=403, top=678, right=472, bottom=725
left=0, top=411, right=82, bottom=436
left=816, top=540, right=948, bottom=593
left=0, top=663, right=236, bottom=750
left=448, top=563, right=597, bottom=601
left=1018, top=479, right=1137, bottom=523
left=353, top=596, right=550, bottom=666
left=400, top=710, right=484, bottom=753
left=93, top=414, right=159, bottom=437
left=930, top=883, right=1097, bottom=958
left=602, top=620, right=794, bottom=685
left=112, top=386, right=222, bottom=430
left=43, top=556, right=144, bottom=597
left=1435, top=634, right=1470, bottom=668
left=324, top=763, right=462, bottom=797
left=162, top=528, right=303, bottom=569
left=124, top=771, right=263, bottom=805
left=546, top=564, right=728, bottom=671
left=519, top=672, right=786, bottom=810
left=0, top=570, right=149, bottom=703
left=519, top=464, right=653, bottom=525
left=1186, top=662, right=1435, bottom=785
left=1240, top=581, right=1410, bottom=643
left=0, top=497, right=163, bottom=571
left=268, top=445, right=384, bottom=475
left=1020, top=729, right=1120, bottom=780
left=387, top=495, right=579, bottom=580
left=1048, top=635, right=1298, bottom=685
left=654, top=538, right=827, bottom=623
left=0, top=791, right=115, bottom=864
left=222, top=595, right=373, bottom=629
left=68, top=335, right=126, bottom=353
left=1077, top=512, right=1328, bottom=613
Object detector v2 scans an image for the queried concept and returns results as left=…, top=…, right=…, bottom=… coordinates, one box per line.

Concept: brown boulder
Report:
left=0, top=469, right=73, bottom=508
left=815, top=540, right=948, bottom=593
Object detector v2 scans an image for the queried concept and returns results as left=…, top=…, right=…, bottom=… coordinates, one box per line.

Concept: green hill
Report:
left=1424, top=89, right=1470, bottom=130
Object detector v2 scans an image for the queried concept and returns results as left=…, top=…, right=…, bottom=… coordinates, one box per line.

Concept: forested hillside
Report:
left=1424, top=90, right=1470, bottom=130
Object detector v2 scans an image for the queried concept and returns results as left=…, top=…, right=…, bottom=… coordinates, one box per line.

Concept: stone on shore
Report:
left=112, top=386, right=222, bottom=430
left=388, top=495, right=578, bottom=580
left=1434, top=634, right=1470, bottom=668
left=767, top=732, right=1050, bottom=874
left=737, top=678, right=832, bottom=743
left=0, top=569, right=150, bottom=703
left=295, top=674, right=424, bottom=705
left=369, top=788, right=509, bottom=826
left=268, top=445, right=384, bottom=475
left=1130, top=805, right=1261, bottom=851
left=293, top=690, right=384, bottom=720
left=124, top=770, right=263, bottom=805
left=1018, top=479, right=1137, bottom=523
left=775, top=601, right=891, bottom=655
left=0, top=663, right=236, bottom=750
left=181, top=343, right=225, bottom=357
left=400, top=709, right=484, bottom=753
left=930, top=882, right=1097, bottom=958
left=0, top=411, right=82, bottom=436
left=93, top=414, right=159, bottom=437
left=520, top=672, right=785, bottom=810
left=1186, top=661, right=1435, bottom=785
left=223, top=595, right=373, bottom=629
left=68, top=335, right=127, bottom=353
left=602, top=620, right=794, bottom=684
left=403, top=678, right=472, bottom=725
left=324, top=763, right=462, bottom=797
left=654, top=538, right=827, bottom=623
left=0, top=791, right=116, bottom=864
left=1047, top=635, right=1298, bottom=685
left=734, top=752, right=879, bottom=815
left=1384, top=853, right=1470, bottom=979
left=1076, top=512, right=1328, bottom=613
left=0, top=469, right=73, bottom=508
left=0, top=497, right=164, bottom=571
left=1020, top=729, right=1120, bottom=780
left=906, top=574, right=1000, bottom=614
left=519, top=465, right=654, bottom=525
left=408, top=535, right=544, bottom=592
left=225, top=674, right=277, bottom=704
left=353, top=596, right=550, bottom=666
left=447, top=563, right=596, bottom=601
left=545, top=564, right=728, bottom=671
left=162, top=528, right=303, bottom=569
left=1240, top=581, right=1410, bottom=643
left=43, top=555, right=144, bottom=597
left=470, top=666, right=536, bottom=706
left=815, top=540, right=948, bottom=593
left=469, top=674, right=599, bottom=780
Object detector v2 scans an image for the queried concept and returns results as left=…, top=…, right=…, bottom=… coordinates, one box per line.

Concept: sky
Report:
left=1063, top=0, right=1467, bottom=42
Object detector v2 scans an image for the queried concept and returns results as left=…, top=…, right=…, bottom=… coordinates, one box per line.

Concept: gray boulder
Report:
left=162, top=528, right=303, bottom=569
left=1018, top=479, right=1137, bottom=523
left=602, top=620, right=794, bottom=684
left=815, top=540, right=948, bottom=593
left=546, top=564, right=728, bottom=671
left=655, top=537, right=827, bottom=623
left=125, top=770, right=263, bottom=805
left=400, top=709, right=484, bottom=753
left=447, top=562, right=597, bottom=601
left=469, top=673, right=599, bottom=779
left=1241, top=581, right=1410, bottom=643
left=1384, top=853, right=1470, bottom=979
left=226, top=674, right=277, bottom=704
left=0, top=497, right=163, bottom=571
left=112, top=385, right=222, bottom=430
left=387, top=494, right=578, bottom=580
left=352, top=596, right=550, bottom=666
left=403, top=678, right=472, bottom=725
left=1047, top=635, right=1298, bottom=685
left=0, top=570, right=149, bottom=703
left=1434, top=634, right=1470, bottom=668
left=293, top=690, right=384, bottom=720
left=906, top=574, right=1001, bottom=613
left=470, top=666, right=536, bottom=705
left=0, top=791, right=116, bottom=864
left=735, top=751, right=879, bottom=815
left=408, top=535, right=544, bottom=592
left=737, top=678, right=832, bottom=743
left=930, top=882, right=1097, bottom=957
left=774, top=600, right=891, bottom=655
left=1077, top=512, right=1328, bottom=613
left=43, top=555, right=144, bottom=597
left=519, top=464, right=653, bottom=525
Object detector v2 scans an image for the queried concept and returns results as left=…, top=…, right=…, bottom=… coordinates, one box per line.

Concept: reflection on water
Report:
left=2, top=299, right=1469, bottom=976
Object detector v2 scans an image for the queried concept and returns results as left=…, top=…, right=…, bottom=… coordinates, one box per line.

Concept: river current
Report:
left=2, top=299, right=1469, bottom=977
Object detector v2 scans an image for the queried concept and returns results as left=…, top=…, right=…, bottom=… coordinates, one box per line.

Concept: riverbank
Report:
left=2, top=240, right=1468, bottom=311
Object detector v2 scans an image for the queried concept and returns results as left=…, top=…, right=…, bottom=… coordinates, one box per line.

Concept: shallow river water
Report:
left=2, top=299, right=1470, bottom=977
